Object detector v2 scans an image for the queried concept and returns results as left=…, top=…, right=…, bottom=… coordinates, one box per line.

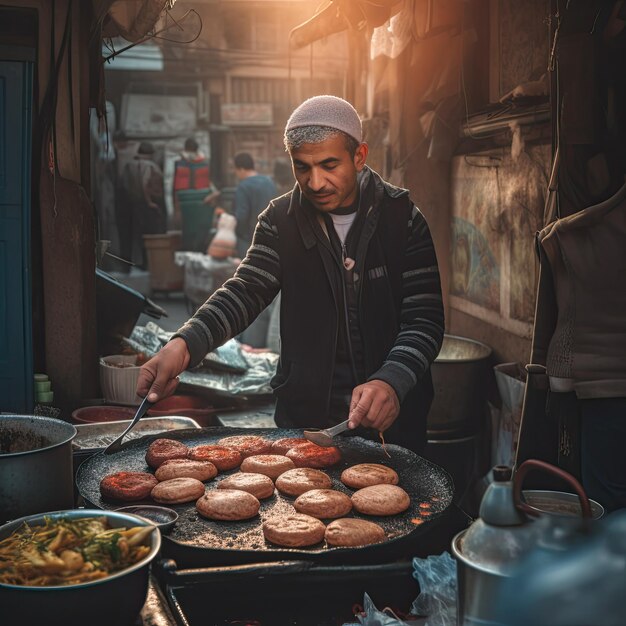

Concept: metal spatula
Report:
left=303, top=419, right=350, bottom=447
left=104, top=396, right=153, bottom=455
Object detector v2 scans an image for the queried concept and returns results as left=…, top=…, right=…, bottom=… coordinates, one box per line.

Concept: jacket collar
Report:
left=288, top=166, right=409, bottom=250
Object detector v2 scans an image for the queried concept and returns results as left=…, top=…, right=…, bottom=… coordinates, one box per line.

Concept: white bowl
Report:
left=99, top=355, right=141, bottom=406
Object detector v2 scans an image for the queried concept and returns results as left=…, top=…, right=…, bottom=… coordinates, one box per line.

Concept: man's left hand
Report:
left=348, top=380, right=400, bottom=432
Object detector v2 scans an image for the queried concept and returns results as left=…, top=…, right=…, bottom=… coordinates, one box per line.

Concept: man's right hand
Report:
left=136, top=337, right=191, bottom=403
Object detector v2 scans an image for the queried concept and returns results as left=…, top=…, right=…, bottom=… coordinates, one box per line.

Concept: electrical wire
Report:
left=152, top=9, right=203, bottom=44
left=103, top=9, right=203, bottom=63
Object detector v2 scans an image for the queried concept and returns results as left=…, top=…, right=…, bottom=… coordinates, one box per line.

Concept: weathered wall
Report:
left=367, top=0, right=551, bottom=365
left=448, top=0, right=551, bottom=365
left=448, top=145, right=550, bottom=364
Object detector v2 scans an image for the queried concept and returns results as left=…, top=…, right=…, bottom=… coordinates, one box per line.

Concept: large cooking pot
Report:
left=428, top=334, right=492, bottom=438
left=0, top=415, right=76, bottom=523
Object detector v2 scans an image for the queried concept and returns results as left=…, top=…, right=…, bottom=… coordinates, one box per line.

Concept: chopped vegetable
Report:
left=0, top=516, right=153, bottom=586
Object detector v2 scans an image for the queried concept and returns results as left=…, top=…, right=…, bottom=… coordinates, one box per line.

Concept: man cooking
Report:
left=137, top=95, right=444, bottom=452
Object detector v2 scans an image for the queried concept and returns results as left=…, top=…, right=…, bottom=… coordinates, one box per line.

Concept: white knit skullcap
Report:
left=285, top=95, right=362, bottom=143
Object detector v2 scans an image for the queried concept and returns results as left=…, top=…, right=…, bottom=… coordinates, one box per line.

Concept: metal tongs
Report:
left=104, top=397, right=153, bottom=455
left=303, top=419, right=350, bottom=447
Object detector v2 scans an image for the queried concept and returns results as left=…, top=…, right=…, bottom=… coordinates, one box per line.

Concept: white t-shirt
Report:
left=329, top=212, right=357, bottom=246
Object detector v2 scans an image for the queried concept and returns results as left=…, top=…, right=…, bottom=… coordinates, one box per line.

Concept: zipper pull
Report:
left=342, top=244, right=355, bottom=270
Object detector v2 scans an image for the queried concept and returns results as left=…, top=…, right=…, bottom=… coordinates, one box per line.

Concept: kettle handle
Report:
left=513, top=459, right=592, bottom=519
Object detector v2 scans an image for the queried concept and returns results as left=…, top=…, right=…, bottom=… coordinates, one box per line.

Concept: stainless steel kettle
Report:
left=452, top=460, right=592, bottom=626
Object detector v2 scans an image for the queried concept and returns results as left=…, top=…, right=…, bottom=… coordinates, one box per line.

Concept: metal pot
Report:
left=428, top=334, right=492, bottom=438
left=0, top=415, right=76, bottom=523
left=0, top=508, right=161, bottom=626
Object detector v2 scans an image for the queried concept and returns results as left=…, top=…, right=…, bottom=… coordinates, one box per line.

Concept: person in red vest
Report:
left=173, top=138, right=220, bottom=249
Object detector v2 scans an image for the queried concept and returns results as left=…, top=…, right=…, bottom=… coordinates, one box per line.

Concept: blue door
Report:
left=0, top=60, right=33, bottom=412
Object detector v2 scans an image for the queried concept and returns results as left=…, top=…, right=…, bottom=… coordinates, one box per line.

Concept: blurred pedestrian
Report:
left=119, top=141, right=165, bottom=269
left=173, top=138, right=220, bottom=251
left=233, top=152, right=277, bottom=258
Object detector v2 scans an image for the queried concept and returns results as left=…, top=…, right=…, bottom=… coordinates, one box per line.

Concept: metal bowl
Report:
left=0, top=509, right=161, bottom=626
left=115, top=505, right=179, bottom=533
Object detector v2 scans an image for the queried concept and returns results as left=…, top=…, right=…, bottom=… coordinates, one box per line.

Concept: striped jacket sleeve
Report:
left=368, top=204, right=445, bottom=402
left=173, top=208, right=282, bottom=367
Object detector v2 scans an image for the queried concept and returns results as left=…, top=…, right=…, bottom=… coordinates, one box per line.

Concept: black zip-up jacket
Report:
left=175, top=167, right=444, bottom=452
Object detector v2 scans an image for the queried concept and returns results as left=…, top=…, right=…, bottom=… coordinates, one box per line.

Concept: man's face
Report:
left=289, top=134, right=368, bottom=212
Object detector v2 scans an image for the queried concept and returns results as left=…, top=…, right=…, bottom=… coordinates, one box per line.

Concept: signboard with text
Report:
left=221, top=103, right=273, bottom=126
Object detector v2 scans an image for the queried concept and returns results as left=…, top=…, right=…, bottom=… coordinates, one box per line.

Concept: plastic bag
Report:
left=130, top=322, right=249, bottom=374
left=124, top=322, right=278, bottom=398
left=491, top=362, right=526, bottom=467
left=355, top=593, right=408, bottom=626
left=207, top=212, right=237, bottom=259
left=411, top=552, right=457, bottom=626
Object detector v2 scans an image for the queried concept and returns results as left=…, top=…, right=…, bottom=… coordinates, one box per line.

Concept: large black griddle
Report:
left=76, top=427, right=454, bottom=567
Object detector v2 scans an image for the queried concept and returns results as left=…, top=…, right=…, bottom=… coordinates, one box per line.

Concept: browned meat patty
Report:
left=188, top=445, right=242, bottom=471
left=155, top=458, right=217, bottom=482
left=151, top=477, right=206, bottom=504
left=145, top=438, right=189, bottom=469
left=216, top=435, right=273, bottom=458
left=340, top=463, right=399, bottom=489
left=196, top=489, right=260, bottom=521
left=351, top=484, right=410, bottom=516
left=217, top=472, right=275, bottom=499
left=275, top=468, right=333, bottom=497
left=325, top=518, right=386, bottom=547
left=263, top=513, right=326, bottom=547
left=270, top=437, right=309, bottom=455
left=100, top=471, right=158, bottom=501
left=294, top=489, right=352, bottom=519
left=240, top=454, right=295, bottom=480
left=286, top=442, right=342, bottom=468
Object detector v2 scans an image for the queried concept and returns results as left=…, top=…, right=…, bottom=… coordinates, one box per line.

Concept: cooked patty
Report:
left=216, top=435, right=273, bottom=458
left=340, top=463, right=399, bottom=489
left=275, top=468, right=333, bottom=497
left=217, top=472, right=275, bottom=499
left=262, top=513, right=326, bottom=547
left=100, top=471, right=158, bottom=501
left=285, top=442, right=342, bottom=468
left=240, top=454, right=296, bottom=480
left=188, top=445, right=242, bottom=471
left=351, top=484, right=411, bottom=516
left=151, top=477, right=206, bottom=504
left=196, top=489, right=260, bottom=521
left=270, top=437, right=309, bottom=455
left=294, top=489, right=352, bottom=519
left=145, top=438, right=189, bottom=469
left=325, top=518, right=386, bottom=547
left=155, top=458, right=217, bottom=482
